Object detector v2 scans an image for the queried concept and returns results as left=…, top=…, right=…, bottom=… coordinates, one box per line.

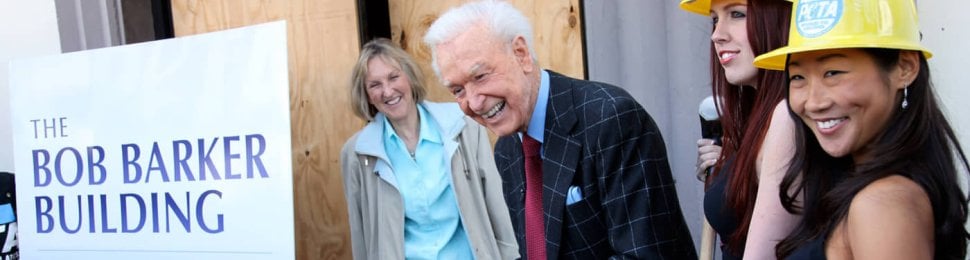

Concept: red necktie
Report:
left=522, top=135, right=546, bottom=260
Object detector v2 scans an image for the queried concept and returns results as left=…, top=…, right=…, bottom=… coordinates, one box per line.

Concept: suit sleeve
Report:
left=469, top=119, right=521, bottom=260
left=593, top=96, right=698, bottom=259
left=339, top=137, right=367, bottom=260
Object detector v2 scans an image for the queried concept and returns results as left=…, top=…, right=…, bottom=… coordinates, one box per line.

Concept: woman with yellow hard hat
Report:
left=754, top=0, right=970, bottom=258
left=680, top=0, right=802, bottom=259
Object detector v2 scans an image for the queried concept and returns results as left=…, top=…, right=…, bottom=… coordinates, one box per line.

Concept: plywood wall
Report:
left=171, top=0, right=584, bottom=259
left=171, top=1, right=360, bottom=259
left=389, top=0, right=585, bottom=103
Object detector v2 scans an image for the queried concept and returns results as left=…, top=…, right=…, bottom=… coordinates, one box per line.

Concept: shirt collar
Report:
left=383, top=104, right=442, bottom=144
left=525, top=70, right=550, bottom=143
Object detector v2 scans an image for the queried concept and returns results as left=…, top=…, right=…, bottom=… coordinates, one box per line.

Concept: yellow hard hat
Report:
left=679, top=0, right=711, bottom=15
left=680, top=0, right=794, bottom=16
left=753, top=0, right=932, bottom=70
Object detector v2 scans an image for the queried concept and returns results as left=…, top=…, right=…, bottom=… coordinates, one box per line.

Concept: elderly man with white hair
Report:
left=424, top=1, right=698, bottom=259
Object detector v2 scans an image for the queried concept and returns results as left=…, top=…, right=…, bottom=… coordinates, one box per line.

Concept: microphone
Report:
left=698, top=96, right=722, bottom=177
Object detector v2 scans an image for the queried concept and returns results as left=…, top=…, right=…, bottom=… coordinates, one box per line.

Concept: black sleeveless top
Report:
left=703, top=157, right=743, bottom=260
left=784, top=168, right=849, bottom=260
left=786, top=237, right=826, bottom=260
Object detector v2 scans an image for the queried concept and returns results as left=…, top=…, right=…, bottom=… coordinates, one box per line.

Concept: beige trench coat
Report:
left=340, top=102, right=519, bottom=260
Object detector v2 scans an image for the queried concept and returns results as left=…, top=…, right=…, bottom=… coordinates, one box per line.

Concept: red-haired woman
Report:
left=680, top=0, right=800, bottom=258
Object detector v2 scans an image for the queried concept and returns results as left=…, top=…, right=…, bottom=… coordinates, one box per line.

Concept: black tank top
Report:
left=785, top=170, right=854, bottom=260
left=785, top=237, right=826, bottom=260
left=703, top=157, right=743, bottom=260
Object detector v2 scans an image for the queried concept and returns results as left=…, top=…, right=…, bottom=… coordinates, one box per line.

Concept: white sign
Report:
left=8, top=21, right=294, bottom=260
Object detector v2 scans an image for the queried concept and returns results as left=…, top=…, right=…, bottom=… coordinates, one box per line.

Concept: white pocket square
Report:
left=565, top=185, right=583, bottom=205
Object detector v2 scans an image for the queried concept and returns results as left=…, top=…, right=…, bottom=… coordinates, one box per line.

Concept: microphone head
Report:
left=699, top=96, right=720, bottom=121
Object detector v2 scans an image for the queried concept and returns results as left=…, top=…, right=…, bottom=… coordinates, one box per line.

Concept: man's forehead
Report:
left=441, top=58, right=485, bottom=86
left=436, top=28, right=497, bottom=83
left=439, top=44, right=484, bottom=70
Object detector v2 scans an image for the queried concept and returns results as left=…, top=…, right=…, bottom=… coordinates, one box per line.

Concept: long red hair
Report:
left=706, top=0, right=791, bottom=254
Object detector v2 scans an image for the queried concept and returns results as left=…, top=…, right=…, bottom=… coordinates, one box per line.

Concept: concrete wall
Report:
left=0, top=0, right=63, bottom=173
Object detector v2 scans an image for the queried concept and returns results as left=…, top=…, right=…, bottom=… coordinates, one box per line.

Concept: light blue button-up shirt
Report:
left=382, top=105, right=474, bottom=260
left=524, top=70, right=551, bottom=147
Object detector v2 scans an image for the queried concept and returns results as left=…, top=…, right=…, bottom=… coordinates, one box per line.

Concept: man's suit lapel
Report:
left=493, top=135, right=526, bottom=250
left=540, top=71, right=582, bottom=259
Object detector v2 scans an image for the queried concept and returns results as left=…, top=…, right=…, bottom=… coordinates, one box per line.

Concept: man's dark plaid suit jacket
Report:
left=494, top=71, right=697, bottom=259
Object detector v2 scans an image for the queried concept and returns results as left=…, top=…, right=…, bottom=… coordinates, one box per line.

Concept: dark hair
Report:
left=777, top=49, right=970, bottom=259
left=707, top=0, right=792, bottom=254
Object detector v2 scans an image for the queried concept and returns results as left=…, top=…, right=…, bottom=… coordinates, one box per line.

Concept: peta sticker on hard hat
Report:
left=795, top=0, right=843, bottom=38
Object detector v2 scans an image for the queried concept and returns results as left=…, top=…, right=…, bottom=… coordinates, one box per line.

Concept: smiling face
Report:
left=787, top=48, right=916, bottom=162
left=432, top=23, right=539, bottom=137
left=365, top=56, right=417, bottom=123
left=711, top=0, right=758, bottom=87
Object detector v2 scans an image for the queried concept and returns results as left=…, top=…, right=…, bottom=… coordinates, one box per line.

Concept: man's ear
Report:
left=511, top=35, right=534, bottom=73
left=892, top=50, right=921, bottom=90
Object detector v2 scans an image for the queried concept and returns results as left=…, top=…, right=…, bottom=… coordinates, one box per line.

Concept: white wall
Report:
left=919, top=2, right=970, bottom=253
left=920, top=0, right=970, bottom=166
left=0, top=0, right=62, bottom=172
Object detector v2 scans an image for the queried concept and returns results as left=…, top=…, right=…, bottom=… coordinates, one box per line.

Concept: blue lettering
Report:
left=57, top=195, right=82, bottom=234
left=32, top=191, right=227, bottom=235
left=246, top=134, right=269, bottom=178
left=173, top=140, right=195, bottom=181
left=165, top=192, right=191, bottom=232
left=224, top=136, right=241, bottom=180
left=151, top=193, right=160, bottom=233
left=121, top=193, right=146, bottom=233
left=54, top=147, right=83, bottom=187
left=146, top=142, right=170, bottom=183
left=35, top=196, right=54, bottom=233
left=100, top=194, right=117, bottom=233
left=32, top=149, right=52, bottom=187
left=122, top=143, right=142, bottom=184
left=87, top=146, right=106, bottom=185
left=87, top=195, right=96, bottom=232
left=198, top=138, right=221, bottom=181
left=197, top=190, right=224, bottom=233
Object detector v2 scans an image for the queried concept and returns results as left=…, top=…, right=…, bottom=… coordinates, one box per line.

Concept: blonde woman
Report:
left=340, top=38, right=518, bottom=260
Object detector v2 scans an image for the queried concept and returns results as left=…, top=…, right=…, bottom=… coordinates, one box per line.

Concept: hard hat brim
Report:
left=679, top=0, right=711, bottom=16
left=754, top=41, right=933, bottom=71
